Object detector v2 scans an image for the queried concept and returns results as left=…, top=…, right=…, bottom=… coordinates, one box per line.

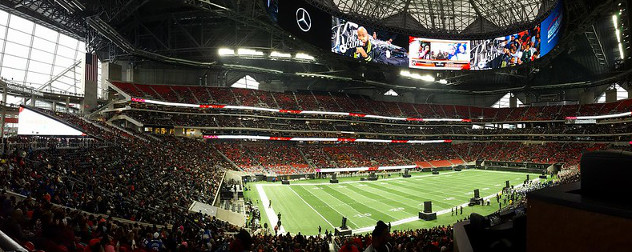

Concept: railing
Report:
left=1, top=78, right=84, bottom=98
left=0, top=229, right=28, bottom=252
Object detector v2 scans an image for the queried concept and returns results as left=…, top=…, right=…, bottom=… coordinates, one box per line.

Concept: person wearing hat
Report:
left=146, top=232, right=165, bottom=251
left=364, top=221, right=391, bottom=252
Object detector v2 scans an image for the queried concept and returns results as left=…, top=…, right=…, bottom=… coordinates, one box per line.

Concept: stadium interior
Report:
left=0, top=0, right=631, bottom=251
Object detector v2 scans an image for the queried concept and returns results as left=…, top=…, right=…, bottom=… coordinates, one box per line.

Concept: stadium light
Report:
left=420, top=75, right=435, bottom=82
left=237, top=48, right=264, bottom=56
left=409, top=73, right=422, bottom=79
left=613, top=14, right=625, bottom=59
left=295, top=53, right=315, bottom=60
left=218, top=48, right=235, bottom=56
left=270, top=51, right=292, bottom=58
left=616, top=29, right=622, bottom=43
left=400, top=70, right=434, bottom=82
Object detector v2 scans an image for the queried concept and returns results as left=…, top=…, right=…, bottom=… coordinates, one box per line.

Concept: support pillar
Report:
left=102, top=62, right=122, bottom=101
left=579, top=89, right=595, bottom=105
left=605, top=88, right=617, bottom=103
left=1, top=81, right=6, bottom=152
left=81, top=53, right=98, bottom=113
left=510, top=96, right=518, bottom=108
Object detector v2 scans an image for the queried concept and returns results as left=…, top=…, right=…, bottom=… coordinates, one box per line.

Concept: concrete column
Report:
left=101, top=62, right=122, bottom=100
left=579, top=89, right=595, bottom=105
left=510, top=96, right=518, bottom=108
left=120, top=61, right=134, bottom=82
left=400, top=92, right=416, bottom=104
left=605, top=89, right=617, bottom=103
left=29, top=94, right=35, bottom=106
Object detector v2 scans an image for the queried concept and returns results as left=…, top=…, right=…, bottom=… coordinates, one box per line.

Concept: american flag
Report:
left=85, top=53, right=98, bottom=82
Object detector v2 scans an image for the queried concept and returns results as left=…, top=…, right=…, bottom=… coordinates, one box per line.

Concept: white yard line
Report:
left=351, top=178, right=540, bottom=234
left=255, top=184, right=286, bottom=234
left=299, top=185, right=363, bottom=228
left=335, top=183, right=404, bottom=221
left=287, top=186, right=336, bottom=229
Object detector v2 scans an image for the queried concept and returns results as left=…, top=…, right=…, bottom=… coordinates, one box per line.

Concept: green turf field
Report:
left=245, top=169, right=538, bottom=235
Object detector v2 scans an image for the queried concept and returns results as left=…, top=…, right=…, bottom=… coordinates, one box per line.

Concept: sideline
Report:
left=351, top=178, right=540, bottom=234
left=255, top=184, right=286, bottom=234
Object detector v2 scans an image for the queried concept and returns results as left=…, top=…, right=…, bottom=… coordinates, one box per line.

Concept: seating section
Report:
left=214, top=141, right=607, bottom=171
left=429, top=160, right=452, bottom=167
left=111, top=81, right=632, bottom=121
left=215, top=142, right=310, bottom=175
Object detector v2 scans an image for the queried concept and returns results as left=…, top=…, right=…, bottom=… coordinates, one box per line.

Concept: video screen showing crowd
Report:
left=268, top=0, right=562, bottom=70
left=470, top=25, right=542, bottom=70
left=409, top=38, right=470, bottom=70
left=331, top=17, right=409, bottom=66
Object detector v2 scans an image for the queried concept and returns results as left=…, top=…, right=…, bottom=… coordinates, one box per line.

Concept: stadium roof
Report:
left=310, top=0, right=558, bottom=34
left=0, top=0, right=626, bottom=94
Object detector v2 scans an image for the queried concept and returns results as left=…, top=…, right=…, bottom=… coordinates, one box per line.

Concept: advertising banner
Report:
left=276, top=0, right=331, bottom=49
left=540, top=1, right=563, bottom=56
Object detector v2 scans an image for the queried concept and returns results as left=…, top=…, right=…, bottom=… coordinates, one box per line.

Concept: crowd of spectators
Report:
left=0, top=189, right=250, bottom=252
left=335, top=223, right=453, bottom=252
left=453, top=142, right=608, bottom=167
left=2, top=135, right=228, bottom=224
left=209, top=141, right=613, bottom=174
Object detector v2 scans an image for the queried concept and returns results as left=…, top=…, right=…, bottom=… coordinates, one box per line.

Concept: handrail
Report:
left=0, top=229, right=28, bottom=252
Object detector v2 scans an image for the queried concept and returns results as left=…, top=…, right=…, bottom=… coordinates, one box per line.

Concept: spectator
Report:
left=365, top=221, right=391, bottom=252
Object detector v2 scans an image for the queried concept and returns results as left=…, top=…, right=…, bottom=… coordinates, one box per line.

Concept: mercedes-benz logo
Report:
left=296, top=8, right=311, bottom=32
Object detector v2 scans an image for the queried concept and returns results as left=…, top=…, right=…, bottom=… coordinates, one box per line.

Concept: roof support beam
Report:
left=468, top=0, right=484, bottom=19
left=37, top=60, right=81, bottom=91
left=109, top=0, right=150, bottom=23
left=402, top=0, right=411, bottom=27
left=426, top=0, right=435, bottom=29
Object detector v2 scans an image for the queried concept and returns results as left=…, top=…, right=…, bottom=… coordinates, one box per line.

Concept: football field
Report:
left=246, top=169, right=538, bottom=235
